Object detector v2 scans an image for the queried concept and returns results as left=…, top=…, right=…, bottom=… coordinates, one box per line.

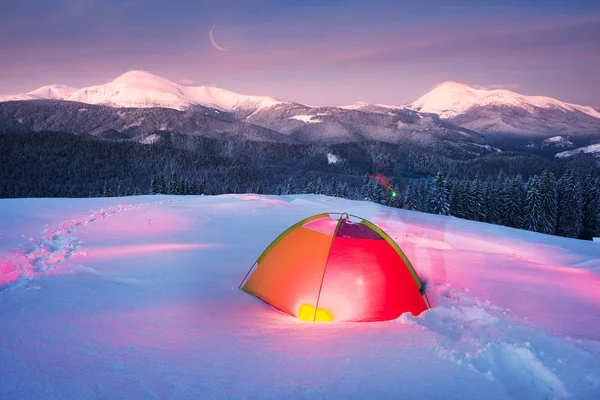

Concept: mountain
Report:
left=1, top=71, right=598, bottom=155
left=0, top=100, right=295, bottom=143
left=0, top=71, right=494, bottom=153
left=241, top=102, right=489, bottom=146
left=1, top=70, right=284, bottom=113
left=406, top=82, right=600, bottom=139
left=555, top=142, right=600, bottom=159
left=0, top=84, right=78, bottom=101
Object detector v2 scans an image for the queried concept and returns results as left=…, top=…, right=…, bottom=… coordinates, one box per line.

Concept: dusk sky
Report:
left=1, top=0, right=599, bottom=106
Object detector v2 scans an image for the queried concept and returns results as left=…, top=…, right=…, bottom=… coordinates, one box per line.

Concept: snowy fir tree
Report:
left=151, top=173, right=160, bottom=195
left=556, top=170, right=583, bottom=238
left=360, top=174, right=371, bottom=200
left=305, top=180, right=315, bottom=194
left=117, top=180, right=125, bottom=197
left=538, top=170, right=558, bottom=234
left=315, top=178, right=324, bottom=195
left=170, top=172, right=181, bottom=195
left=283, top=178, right=296, bottom=195
left=102, top=181, right=112, bottom=197
left=484, top=180, right=501, bottom=224
left=300, top=177, right=309, bottom=194
left=341, top=182, right=349, bottom=199
left=504, top=176, right=524, bottom=228
left=523, top=176, right=545, bottom=233
left=329, top=175, right=339, bottom=197
left=429, top=172, right=450, bottom=216
left=159, top=175, right=168, bottom=195
left=404, top=184, right=418, bottom=211
left=581, top=176, right=600, bottom=239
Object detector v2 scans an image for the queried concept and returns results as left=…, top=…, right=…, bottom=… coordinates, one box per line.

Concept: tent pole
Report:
left=238, top=261, right=257, bottom=289
left=312, top=215, right=344, bottom=321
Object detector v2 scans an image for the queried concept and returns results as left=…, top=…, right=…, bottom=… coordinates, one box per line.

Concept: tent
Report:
left=240, top=213, right=429, bottom=322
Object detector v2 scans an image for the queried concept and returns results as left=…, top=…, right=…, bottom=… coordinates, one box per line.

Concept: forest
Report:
left=1, top=130, right=599, bottom=240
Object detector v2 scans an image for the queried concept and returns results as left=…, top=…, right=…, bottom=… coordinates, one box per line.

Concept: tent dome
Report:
left=240, top=213, right=429, bottom=322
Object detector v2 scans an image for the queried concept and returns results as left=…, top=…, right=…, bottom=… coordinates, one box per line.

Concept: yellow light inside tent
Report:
left=298, top=304, right=333, bottom=322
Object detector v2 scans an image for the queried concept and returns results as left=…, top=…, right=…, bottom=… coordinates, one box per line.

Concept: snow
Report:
left=327, top=153, right=340, bottom=164
left=555, top=143, right=600, bottom=158
left=542, top=136, right=574, bottom=149
left=140, top=134, right=160, bottom=144
left=408, top=81, right=600, bottom=120
left=122, top=117, right=145, bottom=130
left=1, top=195, right=600, bottom=399
left=0, top=85, right=78, bottom=102
left=289, top=114, right=322, bottom=123
left=0, top=70, right=285, bottom=112
left=545, top=136, right=567, bottom=143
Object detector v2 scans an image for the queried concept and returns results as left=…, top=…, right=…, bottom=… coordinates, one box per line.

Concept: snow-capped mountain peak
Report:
left=1, top=70, right=286, bottom=112
left=0, top=84, right=78, bottom=102
left=28, top=84, right=79, bottom=99
left=407, top=81, right=600, bottom=120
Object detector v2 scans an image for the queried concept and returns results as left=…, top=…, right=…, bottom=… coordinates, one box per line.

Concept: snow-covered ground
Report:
left=1, top=195, right=599, bottom=399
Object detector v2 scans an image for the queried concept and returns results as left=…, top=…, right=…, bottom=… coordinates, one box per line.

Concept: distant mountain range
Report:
left=1, top=71, right=599, bottom=158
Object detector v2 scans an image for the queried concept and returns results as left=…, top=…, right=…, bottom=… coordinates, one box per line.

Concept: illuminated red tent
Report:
left=240, top=213, right=429, bottom=322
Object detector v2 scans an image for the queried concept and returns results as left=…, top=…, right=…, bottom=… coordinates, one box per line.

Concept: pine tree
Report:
left=429, top=172, right=450, bottom=216
left=470, top=180, right=486, bottom=222
left=151, top=172, right=159, bottom=195
left=360, top=174, right=371, bottom=200
left=190, top=180, right=199, bottom=195
left=305, top=180, right=315, bottom=194
left=456, top=181, right=472, bottom=220
left=497, top=171, right=510, bottom=225
left=159, top=174, right=168, bottom=194
left=581, top=176, right=600, bottom=239
left=484, top=180, right=501, bottom=224
left=449, top=181, right=463, bottom=218
left=523, top=176, right=545, bottom=233
left=539, top=170, right=558, bottom=234
left=504, top=175, right=524, bottom=228
left=301, top=177, right=309, bottom=194
left=254, top=182, right=262, bottom=195
left=556, top=170, right=583, bottom=238
left=369, top=179, right=382, bottom=204
left=170, top=172, right=180, bottom=195
left=416, top=183, right=427, bottom=212
left=284, top=177, right=296, bottom=195
left=117, top=180, right=125, bottom=197
left=329, top=175, right=339, bottom=197
left=404, top=184, right=417, bottom=211
left=102, top=181, right=112, bottom=197
left=341, top=182, right=349, bottom=198
left=315, top=178, right=324, bottom=195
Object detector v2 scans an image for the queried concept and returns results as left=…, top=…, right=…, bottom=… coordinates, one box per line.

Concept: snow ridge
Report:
left=1, top=70, right=285, bottom=112
left=407, top=81, right=600, bottom=120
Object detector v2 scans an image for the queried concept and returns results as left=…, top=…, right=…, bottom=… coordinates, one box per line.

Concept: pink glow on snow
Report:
left=83, top=243, right=220, bottom=259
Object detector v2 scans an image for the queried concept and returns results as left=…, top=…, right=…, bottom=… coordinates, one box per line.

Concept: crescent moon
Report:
left=209, top=25, right=228, bottom=52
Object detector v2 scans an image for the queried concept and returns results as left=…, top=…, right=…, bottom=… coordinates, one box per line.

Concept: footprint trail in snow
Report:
left=0, top=203, right=146, bottom=290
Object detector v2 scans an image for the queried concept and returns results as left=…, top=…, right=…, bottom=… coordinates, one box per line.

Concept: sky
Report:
left=0, top=0, right=599, bottom=106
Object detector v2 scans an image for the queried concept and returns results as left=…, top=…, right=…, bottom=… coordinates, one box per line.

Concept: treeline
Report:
left=1, top=131, right=599, bottom=240
left=388, top=170, right=600, bottom=240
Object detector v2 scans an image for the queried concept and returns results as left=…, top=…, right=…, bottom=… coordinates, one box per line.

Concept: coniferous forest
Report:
left=1, top=130, right=599, bottom=240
